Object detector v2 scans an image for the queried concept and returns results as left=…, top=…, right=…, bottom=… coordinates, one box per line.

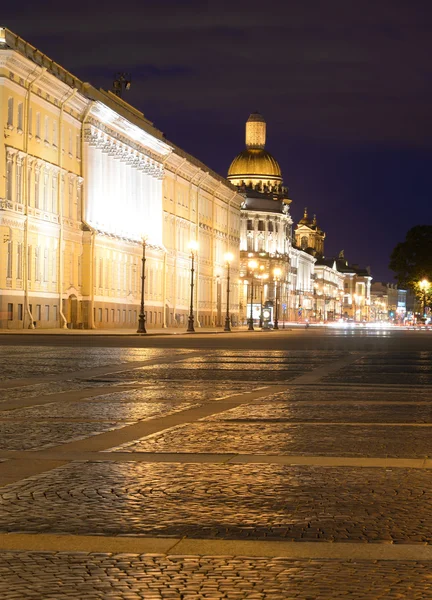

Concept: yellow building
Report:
left=0, top=27, right=242, bottom=329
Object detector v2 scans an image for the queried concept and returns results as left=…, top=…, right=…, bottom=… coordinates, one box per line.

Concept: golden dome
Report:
left=228, top=148, right=282, bottom=181
left=227, top=113, right=283, bottom=186
left=299, top=207, right=312, bottom=225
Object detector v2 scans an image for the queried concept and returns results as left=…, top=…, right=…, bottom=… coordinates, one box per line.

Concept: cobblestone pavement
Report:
left=204, top=401, right=432, bottom=423
left=323, top=352, right=432, bottom=385
left=1, top=399, right=199, bottom=423
left=0, top=421, right=127, bottom=451
left=114, top=421, right=432, bottom=456
left=0, top=347, right=172, bottom=381
left=2, top=462, right=432, bottom=542
left=1, top=552, right=432, bottom=599
left=0, top=336, right=432, bottom=597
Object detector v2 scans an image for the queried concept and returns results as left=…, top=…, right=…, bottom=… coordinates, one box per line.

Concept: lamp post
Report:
left=273, top=267, right=282, bottom=329
left=420, top=279, right=429, bottom=318
left=224, top=252, right=234, bottom=332
left=248, top=260, right=257, bottom=331
left=137, top=236, right=148, bottom=334
left=187, top=240, right=198, bottom=332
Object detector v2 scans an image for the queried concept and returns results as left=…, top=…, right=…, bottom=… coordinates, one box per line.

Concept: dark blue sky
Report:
left=3, top=0, right=432, bottom=280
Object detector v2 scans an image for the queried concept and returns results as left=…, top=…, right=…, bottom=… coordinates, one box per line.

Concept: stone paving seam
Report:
left=289, top=353, right=364, bottom=384
left=0, top=451, right=430, bottom=469
left=0, top=349, right=202, bottom=391
left=2, top=535, right=432, bottom=560
left=44, top=385, right=289, bottom=454
left=0, top=385, right=143, bottom=412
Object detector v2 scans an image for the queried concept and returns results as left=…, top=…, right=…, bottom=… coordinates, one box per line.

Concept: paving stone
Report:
left=113, top=421, right=432, bottom=457
left=1, top=462, right=432, bottom=542
left=1, top=553, right=432, bottom=600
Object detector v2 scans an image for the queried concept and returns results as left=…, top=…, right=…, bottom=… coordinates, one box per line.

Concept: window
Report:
left=17, top=243, right=22, bottom=280
left=35, top=247, right=40, bottom=281
left=35, top=112, right=41, bottom=139
left=53, top=305, right=58, bottom=322
left=76, top=134, right=81, bottom=159
left=36, top=305, right=41, bottom=320
left=258, top=220, right=265, bottom=232
left=122, top=310, right=126, bottom=322
left=17, top=304, right=23, bottom=321
left=17, top=103, right=23, bottom=131
left=300, top=236, right=308, bottom=250
left=6, top=159, right=13, bottom=201
left=111, top=309, right=115, bottom=322
left=43, top=248, right=49, bottom=282
left=68, top=129, right=72, bottom=156
left=268, top=221, right=273, bottom=233
left=28, top=107, right=33, bottom=136
left=43, top=171, right=49, bottom=211
left=7, top=304, right=13, bottom=320
left=45, top=305, right=50, bottom=321
left=247, top=219, right=253, bottom=230
left=52, top=251, right=57, bottom=283
left=16, top=160, right=22, bottom=204
left=44, top=116, right=49, bottom=143
left=27, top=246, right=32, bottom=280
left=99, top=258, right=103, bottom=288
left=6, top=240, right=12, bottom=279
left=7, top=97, right=13, bottom=127
left=76, top=185, right=82, bottom=221
left=51, top=175, right=57, bottom=213
left=98, top=308, right=102, bottom=322
left=105, top=308, right=109, bottom=322
left=68, top=179, right=73, bottom=218
left=35, top=168, right=40, bottom=209
left=52, top=121, right=58, bottom=147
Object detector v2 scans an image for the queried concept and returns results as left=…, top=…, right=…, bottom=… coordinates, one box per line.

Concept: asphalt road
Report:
left=0, top=328, right=431, bottom=598
left=1, top=327, right=431, bottom=351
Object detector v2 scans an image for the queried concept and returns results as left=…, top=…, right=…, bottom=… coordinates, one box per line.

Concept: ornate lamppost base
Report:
left=187, top=317, right=195, bottom=333
left=224, top=316, right=231, bottom=332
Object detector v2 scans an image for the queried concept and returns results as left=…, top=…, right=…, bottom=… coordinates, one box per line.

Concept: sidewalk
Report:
left=0, top=324, right=300, bottom=336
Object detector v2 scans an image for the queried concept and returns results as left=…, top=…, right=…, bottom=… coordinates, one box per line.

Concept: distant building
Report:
left=313, top=259, right=345, bottom=321
left=227, top=113, right=315, bottom=323
left=335, top=255, right=372, bottom=321
left=370, top=282, right=405, bottom=321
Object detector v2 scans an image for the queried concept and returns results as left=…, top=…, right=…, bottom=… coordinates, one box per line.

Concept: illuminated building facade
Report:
left=335, top=254, right=372, bottom=321
left=0, top=27, right=242, bottom=329
left=228, top=113, right=315, bottom=323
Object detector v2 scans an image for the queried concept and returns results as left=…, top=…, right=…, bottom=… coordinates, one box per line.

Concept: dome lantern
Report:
left=246, top=112, right=266, bottom=149
left=227, top=112, right=283, bottom=188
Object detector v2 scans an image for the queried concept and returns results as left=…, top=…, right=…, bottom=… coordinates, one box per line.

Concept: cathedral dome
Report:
left=228, top=148, right=282, bottom=181
left=227, top=113, right=283, bottom=186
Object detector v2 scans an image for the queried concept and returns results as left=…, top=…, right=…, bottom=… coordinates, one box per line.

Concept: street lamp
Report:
left=187, top=240, right=199, bottom=332
left=224, top=252, right=234, bottom=332
left=248, top=260, right=258, bottom=331
left=258, top=273, right=269, bottom=328
left=137, top=235, right=148, bottom=334
left=273, top=267, right=282, bottom=329
left=420, top=279, right=429, bottom=318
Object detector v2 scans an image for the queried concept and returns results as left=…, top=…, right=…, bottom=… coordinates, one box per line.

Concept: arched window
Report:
left=301, top=236, right=308, bottom=250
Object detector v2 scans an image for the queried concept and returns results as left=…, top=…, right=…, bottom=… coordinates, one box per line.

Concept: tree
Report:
left=389, top=225, right=432, bottom=309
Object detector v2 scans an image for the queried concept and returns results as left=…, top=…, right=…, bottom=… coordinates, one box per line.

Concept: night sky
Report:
left=4, top=0, right=432, bottom=281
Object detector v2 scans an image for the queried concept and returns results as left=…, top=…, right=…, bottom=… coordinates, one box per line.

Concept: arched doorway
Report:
left=67, top=294, right=80, bottom=328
